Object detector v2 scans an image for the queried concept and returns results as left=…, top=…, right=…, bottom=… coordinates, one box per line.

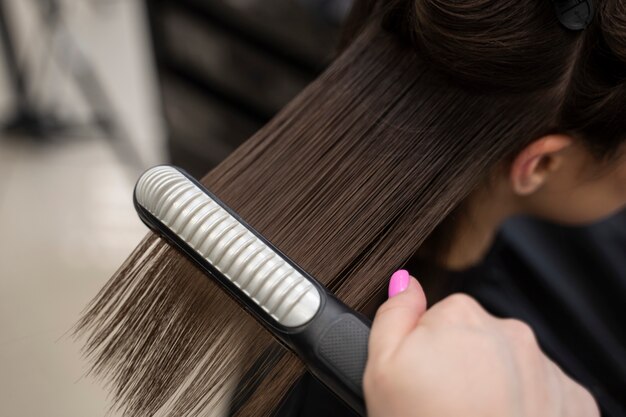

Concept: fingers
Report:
left=368, top=271, right=427, bottom=361
left=422, top=293, right=491, bottom=328
left=565, top=381, right=600, bottom=417
left=550, top=361, right=600, bottom=417
left=500, top=318, right=600, bottom=417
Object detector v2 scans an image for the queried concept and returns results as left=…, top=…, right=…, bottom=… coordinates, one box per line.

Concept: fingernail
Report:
left=388, top=269, right=410, bottom=298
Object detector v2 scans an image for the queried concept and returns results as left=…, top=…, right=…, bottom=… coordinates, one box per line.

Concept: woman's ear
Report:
left=510, top=135, right=573, bottom=196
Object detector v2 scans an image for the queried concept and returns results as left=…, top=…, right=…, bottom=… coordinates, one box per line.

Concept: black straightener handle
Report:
left=133, top=165, right=371, bottom=416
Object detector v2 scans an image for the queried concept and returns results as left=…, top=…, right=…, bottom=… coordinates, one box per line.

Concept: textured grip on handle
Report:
left=317, top=314, right=370, bottom=395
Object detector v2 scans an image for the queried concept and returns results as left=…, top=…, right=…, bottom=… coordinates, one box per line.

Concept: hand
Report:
left=364, top=270, right=599, bottom=417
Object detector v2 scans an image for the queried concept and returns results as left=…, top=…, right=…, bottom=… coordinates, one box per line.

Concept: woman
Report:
left=77, top=0, right=625, bottom=416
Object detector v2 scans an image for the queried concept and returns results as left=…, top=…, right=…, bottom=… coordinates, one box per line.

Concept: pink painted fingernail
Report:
left=388, top=269, right=410, bottom=298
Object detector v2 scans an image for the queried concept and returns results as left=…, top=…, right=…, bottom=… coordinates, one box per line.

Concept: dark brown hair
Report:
left=76, top=1, right=626, bottom=416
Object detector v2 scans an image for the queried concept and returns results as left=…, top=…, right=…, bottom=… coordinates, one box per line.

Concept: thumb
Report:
left=368, top=270, right=427, bottom=360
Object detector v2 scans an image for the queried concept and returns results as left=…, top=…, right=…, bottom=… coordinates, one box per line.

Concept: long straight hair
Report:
left=76, top=1, right=626, bottom=416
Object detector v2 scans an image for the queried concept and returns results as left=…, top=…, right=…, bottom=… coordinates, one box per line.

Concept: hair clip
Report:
left=551, top=0, right=594, bottom=31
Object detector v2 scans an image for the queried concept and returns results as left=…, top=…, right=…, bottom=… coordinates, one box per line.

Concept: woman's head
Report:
left=440, top=132, right=626, bottom=270
left=499, top=132, right=625, bottom=224
left=384, top=0, right=626, bottom=224
left=77, top=1, right=626, bottom=416
left=370, top=0, right=626, bottom=269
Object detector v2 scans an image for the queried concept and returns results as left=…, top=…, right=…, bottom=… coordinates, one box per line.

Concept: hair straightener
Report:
left=133, top=165, right=371, bottom=416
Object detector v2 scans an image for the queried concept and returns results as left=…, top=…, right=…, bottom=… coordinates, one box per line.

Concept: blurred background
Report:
left=0, top=1, right=623, bottom=417
left=0, top=0, right=349, bottom=416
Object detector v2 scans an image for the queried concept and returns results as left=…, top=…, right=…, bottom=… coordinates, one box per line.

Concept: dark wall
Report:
left=146, top=0, right=351, bottom=177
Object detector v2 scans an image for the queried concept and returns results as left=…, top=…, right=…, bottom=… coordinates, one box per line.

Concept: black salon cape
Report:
left=242, top=211, right=626, bottom=417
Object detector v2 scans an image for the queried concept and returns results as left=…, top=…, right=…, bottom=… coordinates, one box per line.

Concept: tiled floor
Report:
left=0, top=1, right=164, bottom=416
left=0, top=136, right=145, bottom=417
